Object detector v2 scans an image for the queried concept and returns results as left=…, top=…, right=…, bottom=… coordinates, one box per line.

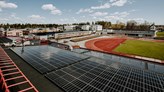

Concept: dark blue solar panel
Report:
left=11, top=46, right=89, bottom=74
left=11, top=46, right=164, bottom=92
left=45, top=57, right=164, bottom=92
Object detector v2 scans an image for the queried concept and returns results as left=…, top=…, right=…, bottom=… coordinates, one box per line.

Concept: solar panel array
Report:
left=12, top=46, right=89, bottom=74
left=73, top=48, right=164, bottom=74
left=46, top=58, right=164, bottom=92
left=12, top=46, right=164, bottom=92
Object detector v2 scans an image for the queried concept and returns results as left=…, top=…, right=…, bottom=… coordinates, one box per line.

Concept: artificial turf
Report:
left=114, top=40, right=164, bottom=60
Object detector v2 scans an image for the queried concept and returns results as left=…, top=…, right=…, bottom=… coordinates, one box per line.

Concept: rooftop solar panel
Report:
left=11, top=46, right=89, bottom=74
left=73, top=48, right=164, bottom=74
left=45, top=57, right=164, bottom=92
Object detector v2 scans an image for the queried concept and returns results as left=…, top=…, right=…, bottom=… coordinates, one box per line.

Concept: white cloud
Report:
left=51, top=9, right=62, bottom=15
left=0, top=1, right=17, bottom=11
left=42, top=4, right=62, bottom=15
left=72, top=17, right=77, bottom=22
left=42, top=4, right=56, bottom=11
left=91, top=12, right=108, bottom=16
left=0, top=18, right=9, bottom=21
left=60, top=17, right=77, bottom=22
left=0, top=13, right=24, bottom=23
left=110, top=0, right=118, bottom=3
left=29, top=15, right=45, bottom=19
left=111, top=0, right=128, bottom=7
left=76, top=8, right=93, bottom=14
left=91, top=0, right=129, bottom=10
left=105, top=16, right=123, bottom=20
left=60, top=18, right=68, bottom=21
left=10, top=13, right=21, bottom=20
left=111, top=11, right=129, bottom=17
left=128, top=18, right=144, bottom=22
left=91, top=3, right=111, bottom=9
left=105, top=11, right=129, bottom=20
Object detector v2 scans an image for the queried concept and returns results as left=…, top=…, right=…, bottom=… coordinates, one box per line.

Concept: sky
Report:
left=0, top=0, right=163, bottom=24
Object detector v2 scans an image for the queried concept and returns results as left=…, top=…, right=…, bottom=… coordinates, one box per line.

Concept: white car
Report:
left=3, top=41, right=16, bottom=47
left=4, top=41, right=31, bottom=47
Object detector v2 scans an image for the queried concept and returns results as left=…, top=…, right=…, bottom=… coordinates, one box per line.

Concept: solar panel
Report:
left=74, top=49, right=164, bottom=74
left=11, top=46, right=89, bottom=74
left=45, top=57, right=164, bottom=92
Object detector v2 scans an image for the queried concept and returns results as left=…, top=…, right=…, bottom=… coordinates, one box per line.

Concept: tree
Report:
left=96, top=21, right=111, bottom=29
left=126, top=20, right=137, bottom=30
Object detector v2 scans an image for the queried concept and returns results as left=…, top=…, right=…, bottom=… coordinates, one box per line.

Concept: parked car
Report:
left=3, top=40, right=31, bottom=47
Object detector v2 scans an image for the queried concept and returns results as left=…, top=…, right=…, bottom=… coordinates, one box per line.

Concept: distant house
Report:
left=64, top=25, right=77, bottom=31
left=155, top=25, right=164, bottom=31
left=91, top=25, right=103, bottom=32
left=150, top=24, right=156, bottom=31
left=55, top=31, right=92, bottom=39
left=0, top=28, right=5, bottom=36
left=6, top=29, right=23, bottom=37
left=81, top=25, right=91, bottom=31
left=57, top=26, right=64, bottom=31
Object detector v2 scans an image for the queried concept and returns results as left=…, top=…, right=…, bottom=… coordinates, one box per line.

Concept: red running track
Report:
left=85, top=38, right=126, bottom=53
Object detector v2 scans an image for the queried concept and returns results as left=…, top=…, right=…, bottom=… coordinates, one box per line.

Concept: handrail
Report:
left=0, top=47, right=39, bottom=92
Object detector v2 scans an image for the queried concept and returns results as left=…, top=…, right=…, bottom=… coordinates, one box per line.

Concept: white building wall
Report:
left=91, top=25, right=103, bottom=32
left=55, top=31, right=92, bottom=39
left=6, top=30, right=23, bottom=37
left=81, top=25, right=90, bottom=31
left=64, top=25, right=77, bottom=31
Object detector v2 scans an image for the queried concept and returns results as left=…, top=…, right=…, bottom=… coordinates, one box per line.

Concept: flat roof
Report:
left=73, top=48, right=164, bottom=74
left=7, top=45, right=164, bottom=92
left=4, top=48, right=63, bottom=92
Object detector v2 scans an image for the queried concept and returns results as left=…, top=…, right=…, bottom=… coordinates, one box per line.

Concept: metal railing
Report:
left=0, top=47, right=38, bottom=92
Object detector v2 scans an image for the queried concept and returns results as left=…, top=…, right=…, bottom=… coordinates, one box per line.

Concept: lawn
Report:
left=114, top=40, right=164, bottom=60
left=156, top=32, right=164, bottom=37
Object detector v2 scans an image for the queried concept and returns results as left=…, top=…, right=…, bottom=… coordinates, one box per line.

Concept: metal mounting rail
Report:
left=0, top=47, right=38, bottom=92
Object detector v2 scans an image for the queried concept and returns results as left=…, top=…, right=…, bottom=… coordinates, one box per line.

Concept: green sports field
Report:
left=114, top=40, right=164, bottom=60
left=156, top=32, right=164, bottom=37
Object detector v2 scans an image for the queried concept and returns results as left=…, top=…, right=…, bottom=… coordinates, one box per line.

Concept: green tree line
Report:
left=0, top=20, right=152, bottom=31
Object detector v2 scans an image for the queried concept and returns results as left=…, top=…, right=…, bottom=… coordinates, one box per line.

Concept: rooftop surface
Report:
left=4, top=48, right=63, bottom=92
left=73, top=48, right=164, bottom=74
left=6, top=45, right=164, bottom=92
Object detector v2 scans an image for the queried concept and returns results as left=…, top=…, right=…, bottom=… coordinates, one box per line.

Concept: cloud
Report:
left=128, top=18, right=144, bottom=22
left=42, top=4, right=56, bottom=11
left=60, top=17, right=77, bottom=22
left=90, top=0, right=129, bottom=10
left=0, top=13, right=24, bottom=23
left=111, top=11, right=129, bottom=17
left=60, top=18, right=68, bottom=21
left=42, top=4, right=62, bottom=15
left=0, top=1, right=17, bottom=11
left=10, top=13, right=21, bottom=20
left=0, top=18, right=9, bottom=21
left=29, top=15, right=45, bottom=19
left=110, top=0, right=118, bottom=3
left=76, top=8, right=93, bottom=14
left=91, top=3, right=111, bottom=9
left=111, top=0, right=128, bottom=7
left=105, top=11, right=129, bottom=20
left=91, top=12, right=108, bottom=16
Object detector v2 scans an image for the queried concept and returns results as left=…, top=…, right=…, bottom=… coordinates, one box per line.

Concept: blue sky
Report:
left=0, top=0, right=163, bottom=24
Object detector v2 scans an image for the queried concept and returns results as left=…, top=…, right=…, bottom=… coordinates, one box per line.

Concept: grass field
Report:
left=114, top=40, right=164, bottom=60
left=156, top=32, right=164, bottom=37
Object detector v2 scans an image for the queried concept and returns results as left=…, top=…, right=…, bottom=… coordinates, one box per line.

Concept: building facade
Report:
left=91, top=25, right=103, bottom=32
left=6, top=30, right=23, bottom=37
left=81, top=25, right=91, bottom=31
